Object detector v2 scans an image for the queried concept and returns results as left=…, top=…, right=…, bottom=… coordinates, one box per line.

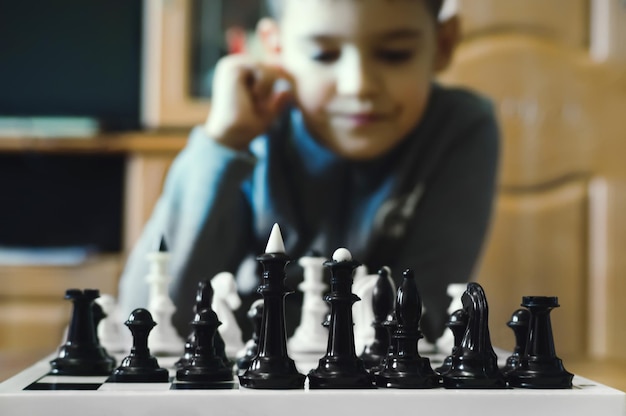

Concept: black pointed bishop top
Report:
left=157, top=235, right=169, bottom=252
left=396, top=269, right=421, bottom=329
left=195, top=279, right=214, bottom=311
left=373, top=267, right=396, bottom=323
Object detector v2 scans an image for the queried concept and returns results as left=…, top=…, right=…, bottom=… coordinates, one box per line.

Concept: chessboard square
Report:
left=38, top=375, right=109, bottom=384
left=98, top=382, right=172, bottom=391
left=24, top=382, right=103, bottom=391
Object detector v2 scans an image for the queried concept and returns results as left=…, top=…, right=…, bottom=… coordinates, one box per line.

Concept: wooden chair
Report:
left=440, top=33, right=626, bottom=360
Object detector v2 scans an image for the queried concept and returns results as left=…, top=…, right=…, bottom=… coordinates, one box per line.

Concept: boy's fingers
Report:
left=251, top=68, right=278, bottom=101
left=252, top=64, right=293, bottom=99
left=266, top=89, right=293, bottom=119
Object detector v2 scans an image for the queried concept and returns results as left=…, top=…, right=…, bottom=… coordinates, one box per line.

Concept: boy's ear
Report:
left=434, top=15, right=461, bottom=72
left=257, top=17, right=282, bottom=57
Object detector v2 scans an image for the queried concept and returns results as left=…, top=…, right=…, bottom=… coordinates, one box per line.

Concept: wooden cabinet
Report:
left=0, top=133, right=186, bottom=353
left=0, top=255, right=122, bottom=353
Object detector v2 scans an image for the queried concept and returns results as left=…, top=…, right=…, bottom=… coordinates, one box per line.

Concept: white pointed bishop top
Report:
left=332, top=247, right=352, bottom=262
left=265, top=223, right=286, bottom=254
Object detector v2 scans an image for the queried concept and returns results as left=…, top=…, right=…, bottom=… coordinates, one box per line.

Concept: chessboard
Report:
left=0, top=351, right=624, bottom=416
left=1, top=226, right=625, bottom=415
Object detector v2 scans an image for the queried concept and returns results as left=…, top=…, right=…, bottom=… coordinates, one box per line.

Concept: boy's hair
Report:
left=266, top=0, right=444, bottom=20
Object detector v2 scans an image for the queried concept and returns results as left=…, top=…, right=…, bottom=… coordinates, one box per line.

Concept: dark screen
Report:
left=0, top=0, right=142, bottom=130
left=0, top=153, right=125, bottom=252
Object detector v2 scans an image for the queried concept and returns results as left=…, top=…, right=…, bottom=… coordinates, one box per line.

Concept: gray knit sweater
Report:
left=118, top=83, right=499, bottom=342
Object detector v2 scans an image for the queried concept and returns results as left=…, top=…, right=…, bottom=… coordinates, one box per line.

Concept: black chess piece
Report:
left=503, top=308, right=531, bottom=374
left=158, top=234, right=168, bottom=252
left=175, top=308, right=234, bottom=388
left=506, top=297, right=574, bottom=388
left=435, top=308, right=468, bottom=375
left=236, top=299, right=264, bottom=372
left=307, top=249, right=374, bottom=389
left=50, top=289, right=116, bottom=376
left=108, top=308, right=169, bottom=382
left=322, top=312, right=331, bottom=328
left=360, top=267, right=396, bottom=370
left=175, top=279, right=229, bottom=369
left=238, top=226, right=305, bottom=389
left=175, top=332, right=196, bottom=370
left=441, top=283, right=505, bottom=388
left=371, top=312, right=399, bottom=374
left=375, top=269, right=439, bottom=388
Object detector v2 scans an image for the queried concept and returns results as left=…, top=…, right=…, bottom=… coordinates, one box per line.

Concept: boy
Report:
left=119, top=0, right=499, bottom=343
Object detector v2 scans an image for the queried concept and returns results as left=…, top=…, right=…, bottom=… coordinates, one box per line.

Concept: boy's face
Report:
left=275, top=0, right=440, bottom=160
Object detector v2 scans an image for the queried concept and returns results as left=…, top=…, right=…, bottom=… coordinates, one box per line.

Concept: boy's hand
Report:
left=205, top=55, right=293, bottom=151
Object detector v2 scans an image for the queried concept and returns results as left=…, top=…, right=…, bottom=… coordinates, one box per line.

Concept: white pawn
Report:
left=352, top=265, right=377, bottom=355
left=95, top=294, right=124, bottom=353
left=288, top=253, right=329, bottom=355
left=211, top=271, right=244, bottom=358
left=146, top=236, right=184, bottom=355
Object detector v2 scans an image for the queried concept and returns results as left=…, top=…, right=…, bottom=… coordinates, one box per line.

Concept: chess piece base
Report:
left=171, top=380, right=235, bottom=390
left=176, top=366, right=234, bottom=384
left=507, top=357, right=573, bottom=389
left=434, top=356, right=453, bottom=375
left=50, top=350, right=115, bottom=376
left=375, top=357, right=439, bottom=389
left=238, top=372, right=306, bottom=389
left=441, top=349, right=506, bottom=389
left=308, top=357, right=375, bottom=389
left=108, top=366, right=169, bottom=383
left=307, top=370, right=375, bottom=389
left=238, top=356, right=305, bottom=389
left=441, top=371, right=506, bottom=389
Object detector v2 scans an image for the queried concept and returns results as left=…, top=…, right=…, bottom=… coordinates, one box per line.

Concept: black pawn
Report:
left=435, top=309, right=469, bottom=375
left=503, top=308, right=531, bottom=374
left=175, top=308, right=234, bottom=387
left=307, top=250, right=374, bottom=389
left=50, top=289, right=116, bottom=376
left=175, top=280, right=228, bottom=369
left=441, top=283, right=505, bottom=388
left=238, top=245, right=305, bottom=389
left=360, top=267, right=396, bottom=370
left=370, top=312, right=398, bottom=374
left=108, top=308, right=169, bottom=382
left=507, top=297, right=573, bottom=388
left=236, top=299, right=264, bottom=372
left=375, top=269, right=439, bottom=388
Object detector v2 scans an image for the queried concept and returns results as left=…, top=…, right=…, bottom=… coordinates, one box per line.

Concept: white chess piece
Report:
left=212, top=271, right=244, bottom=358
left=435, top=283, right=467, bottom=353
left=95, top=294, right=124, bottom=353
left=145, top=238, right=184, bottom=355
left=352, top=265, right=377, bottom=355
left=288, top=253, right=329, bottom=354
left=265, top=223, right=286, bottom=253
